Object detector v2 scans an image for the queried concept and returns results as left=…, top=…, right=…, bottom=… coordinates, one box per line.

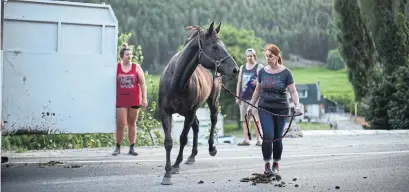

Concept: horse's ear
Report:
left=206, top=22, right=215, bottom=36
left=215, top=22, right=221, bottom=34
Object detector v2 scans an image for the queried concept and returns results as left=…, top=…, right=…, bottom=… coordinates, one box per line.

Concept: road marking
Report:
left=11, top=150, right=409, bottom=164
left=7, top=156, right=361, bottom=186
left=5, top=153, right=401, bottom=186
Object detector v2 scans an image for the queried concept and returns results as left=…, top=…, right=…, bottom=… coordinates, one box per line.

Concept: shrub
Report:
left=327, top=49, right=345, bottom=70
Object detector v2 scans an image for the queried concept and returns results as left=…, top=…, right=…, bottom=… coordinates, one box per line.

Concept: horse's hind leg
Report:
left=206, top=95, right=219, bottom=157
left=160, top=110, right=173, bottom=185
left=185, top=115, right=199, bottom=165
left=171, top=113, right=195, bottom=174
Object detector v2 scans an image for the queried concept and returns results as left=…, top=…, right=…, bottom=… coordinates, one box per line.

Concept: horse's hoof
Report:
left=170, top=167, right=180, bottom=174
left=209, top=147, right=217, bottom=156
left=185, top=157, right=195, bottom=165
left=161, top=177, right=173, bottom=185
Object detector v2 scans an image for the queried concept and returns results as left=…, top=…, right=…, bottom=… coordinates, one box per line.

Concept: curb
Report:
left=301, top=130, right=409, bottom=136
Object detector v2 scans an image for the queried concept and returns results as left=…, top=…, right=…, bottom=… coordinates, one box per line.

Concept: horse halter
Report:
left=196, top=32, right=232, bottom=77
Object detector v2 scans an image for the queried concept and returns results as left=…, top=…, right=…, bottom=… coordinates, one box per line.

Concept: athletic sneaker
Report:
left=264, top=162, right=273, bottom=176
left=272, top=162, right=280, bottom=175
left=255, top=141, right=262, bottom=146
left=237, top=140, right=250, bottom=146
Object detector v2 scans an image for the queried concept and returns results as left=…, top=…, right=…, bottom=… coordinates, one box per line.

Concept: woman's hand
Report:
left=141, top=99, right=148, bottom=109
left=236, top=99, right=241, bottom=105
left=294, top=105, right=302, bottom=115
left=246, top=105, right=255, bottom=115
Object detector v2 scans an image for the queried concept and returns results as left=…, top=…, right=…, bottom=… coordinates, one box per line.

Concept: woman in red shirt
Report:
left=113, top=43, right=148, bottom=156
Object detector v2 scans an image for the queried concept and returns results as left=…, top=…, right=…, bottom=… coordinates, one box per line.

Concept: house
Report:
left=288, top=81, right=324, bottom=122
left=288, top=81, right=345, bottom=122
left=323, top=98, right=337, bottom=113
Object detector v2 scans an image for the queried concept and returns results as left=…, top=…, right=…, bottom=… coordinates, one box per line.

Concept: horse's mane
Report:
left=183, top=25, right=204, bottom=46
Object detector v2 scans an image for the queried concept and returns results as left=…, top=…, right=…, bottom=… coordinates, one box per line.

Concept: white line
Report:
left=6, top=154, right=400, bottom=186
left=11, top=150, right=409, bottom=164
left=10, top=156, right=363, bottom=186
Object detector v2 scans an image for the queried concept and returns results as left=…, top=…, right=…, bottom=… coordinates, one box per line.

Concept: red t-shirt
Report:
left=116, top=63, right=141, bottom=107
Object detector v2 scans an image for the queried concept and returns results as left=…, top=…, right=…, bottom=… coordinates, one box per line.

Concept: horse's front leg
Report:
left=185, top=115, right=199, bottom=165
left=207, top=100, right=218, bottom=157
left=160, top=110, right=173, bottom=185
left=171, top=113, right=195, bottom=173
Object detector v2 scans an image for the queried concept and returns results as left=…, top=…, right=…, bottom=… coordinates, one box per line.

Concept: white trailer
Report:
left=2, top=0, right=118, bottom=133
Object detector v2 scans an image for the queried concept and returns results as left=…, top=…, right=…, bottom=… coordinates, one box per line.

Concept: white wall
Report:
left=172, top=108, right=224, bottom=145
left=1, top=0, right=3, bottom=147
left=303, top=104, right=320, bottom=119
left=2, top=0, right=118, bottom=133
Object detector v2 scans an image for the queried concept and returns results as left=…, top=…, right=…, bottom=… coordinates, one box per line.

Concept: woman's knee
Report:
left=117, top=121, right=127, bottom=127
left=127, top=108, right=139, bottom=127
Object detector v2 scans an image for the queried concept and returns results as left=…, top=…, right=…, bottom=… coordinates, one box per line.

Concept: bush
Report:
left=327, top=49, right=345, bottom=70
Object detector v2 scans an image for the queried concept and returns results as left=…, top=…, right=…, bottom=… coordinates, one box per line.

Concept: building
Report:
left=288, top=81, right=345, bottom=122
left=288, top=81, right=324, bottom=122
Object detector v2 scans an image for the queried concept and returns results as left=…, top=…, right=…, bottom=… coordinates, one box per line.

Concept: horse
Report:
left=158, top=22, right=239, bottom=185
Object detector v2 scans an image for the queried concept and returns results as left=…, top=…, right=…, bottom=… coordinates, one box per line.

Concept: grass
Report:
left=298, top=122, right=331, bottom=130
left=289, top=67, right=354, bottom=103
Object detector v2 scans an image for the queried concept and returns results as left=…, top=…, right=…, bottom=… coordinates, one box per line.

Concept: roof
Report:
left=4, top=0, right=119, bottom=54
left=5, top=0, right=118, bottom=26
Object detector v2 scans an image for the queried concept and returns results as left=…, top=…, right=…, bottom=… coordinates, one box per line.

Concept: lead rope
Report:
left=217, top=81, right=301, bottom=143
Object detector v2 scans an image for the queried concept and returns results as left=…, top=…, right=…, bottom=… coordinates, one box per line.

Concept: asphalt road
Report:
left=2, top=130, right=409, bottom=192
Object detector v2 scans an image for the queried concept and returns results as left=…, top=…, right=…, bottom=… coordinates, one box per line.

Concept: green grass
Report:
left=290, top=67, right=354, bottom=103
left=223, top=122, right=244, bottom=137
left=298, top=122, right=331, bottom=130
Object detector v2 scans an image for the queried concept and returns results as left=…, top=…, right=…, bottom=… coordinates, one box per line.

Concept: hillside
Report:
left=67, top=0, right=337, bottom=73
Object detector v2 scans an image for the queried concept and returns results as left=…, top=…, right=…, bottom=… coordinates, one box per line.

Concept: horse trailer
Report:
left=2, top=0, right=118, bottom=134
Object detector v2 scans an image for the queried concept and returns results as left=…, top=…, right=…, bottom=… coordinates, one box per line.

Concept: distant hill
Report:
left=67, top=0, right=336, bottom=73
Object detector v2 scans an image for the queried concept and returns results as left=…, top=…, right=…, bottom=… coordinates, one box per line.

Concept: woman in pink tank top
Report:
left=113, top=43, right=148, bottom=156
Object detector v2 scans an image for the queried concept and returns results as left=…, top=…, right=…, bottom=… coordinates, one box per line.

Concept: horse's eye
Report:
left=212, top=45, right=218, bottom=50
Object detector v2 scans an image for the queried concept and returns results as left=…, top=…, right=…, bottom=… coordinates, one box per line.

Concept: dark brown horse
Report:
left=158, top=22, right=239, bottom=185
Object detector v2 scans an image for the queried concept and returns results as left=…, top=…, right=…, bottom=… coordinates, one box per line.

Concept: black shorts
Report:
left=116, top=105, right=141, bottom=109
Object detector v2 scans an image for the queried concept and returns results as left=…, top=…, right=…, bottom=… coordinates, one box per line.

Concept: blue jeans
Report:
left=258, top=108, right=288, bottom=162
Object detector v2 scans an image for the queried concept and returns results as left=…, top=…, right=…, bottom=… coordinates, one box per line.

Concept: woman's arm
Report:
left=236, top=65, right=243, bottom=96
left=136, top=64, right=148, bottom=104
left=249, top=82, right=261, bottom=106
left=287, top=83, right=300, bottom=108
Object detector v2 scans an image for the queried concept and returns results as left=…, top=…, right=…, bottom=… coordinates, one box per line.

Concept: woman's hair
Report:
left=244, top=48, right=257, bottom=59
left=119, top=43, right=131, bottom=59
left=264, top=44, right=282, bottom=64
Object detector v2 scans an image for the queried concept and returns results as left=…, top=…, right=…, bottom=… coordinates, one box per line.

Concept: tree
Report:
left=362, top=1, right=409, bottom=129
left=335, top=0, right=409, bottom=129
left=333, top=0, right=377, bottom=102
left=326, top=49, right=345, bottom=70
left=67, top=0, right=336, bottom=70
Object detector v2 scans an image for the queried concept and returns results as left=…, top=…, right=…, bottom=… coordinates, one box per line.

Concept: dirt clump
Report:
left=240, top=173, right=285, bottom=187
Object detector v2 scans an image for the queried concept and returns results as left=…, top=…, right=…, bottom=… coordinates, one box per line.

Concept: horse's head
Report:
left=196, top=22, right=239, bottom=78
